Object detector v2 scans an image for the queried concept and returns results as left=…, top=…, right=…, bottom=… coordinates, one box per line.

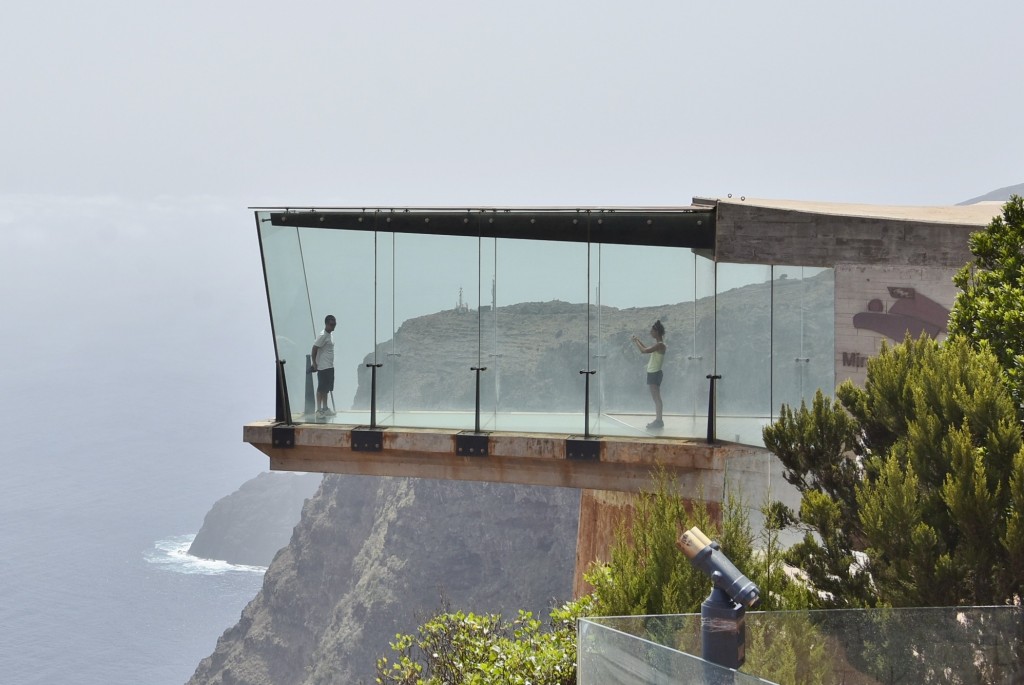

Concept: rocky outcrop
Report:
left=351, top=273, right=833, bottom=415
left=188, top=472, right=322, bottom=567
left=188, top=476, right=580, bottom=685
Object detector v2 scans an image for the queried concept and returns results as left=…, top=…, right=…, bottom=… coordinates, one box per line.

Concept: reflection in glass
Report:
left=381, top=233, right=481, bottom=430
left=715, top=263, right=773, bottom=442
left=492, top=238, right=589, bottom=433
left=771, top=266, right=835, bottom=417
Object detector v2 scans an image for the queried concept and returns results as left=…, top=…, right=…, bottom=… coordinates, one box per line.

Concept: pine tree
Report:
left=950, top=195, right=1024, bottom=414
left=764, top=335, right=1024, bottom=607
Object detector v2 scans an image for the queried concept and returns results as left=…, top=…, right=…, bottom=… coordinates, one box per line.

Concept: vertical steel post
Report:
left=706, top=374, right=722, bottom=444
left=276, top=359, right=293, bottom=425
left=580, top=369, right=596, bottom=438
left=304, top=354, right=315, bottom=416
left=472, top=366, right=487, bottom=433
left=367, top=363, right=382, bottom=428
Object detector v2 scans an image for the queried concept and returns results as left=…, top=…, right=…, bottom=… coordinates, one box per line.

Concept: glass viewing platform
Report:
left=256, top=207, right=834, bottom=447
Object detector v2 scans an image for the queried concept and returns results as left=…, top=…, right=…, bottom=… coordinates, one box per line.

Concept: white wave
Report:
left=144, top=534, right=267, bottom=576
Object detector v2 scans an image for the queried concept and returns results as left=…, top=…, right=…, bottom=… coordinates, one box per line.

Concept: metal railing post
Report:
left=366, top=363, right=383, bottom=428
left=706, top=374, right=721, bottom=444
left=580, top=369, right=596, bottom=438
left=276, top=359, right=293, bottom=425
left=471, top=366, right=487, bottom=433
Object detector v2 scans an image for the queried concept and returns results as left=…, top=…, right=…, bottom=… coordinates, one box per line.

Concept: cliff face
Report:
left=188, top=476, right=580, bottom=685
left=188, top=472, right=322, bottom=567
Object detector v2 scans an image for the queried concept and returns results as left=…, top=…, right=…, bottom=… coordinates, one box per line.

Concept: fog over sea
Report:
left=0, top=196, right=274, bottom=684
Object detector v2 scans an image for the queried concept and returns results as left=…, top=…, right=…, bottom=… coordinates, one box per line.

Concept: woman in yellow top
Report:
left=632, top=320, right=666, bottom=430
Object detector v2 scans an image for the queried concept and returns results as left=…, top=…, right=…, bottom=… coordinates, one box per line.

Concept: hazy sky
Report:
left=1, top=0, right=1021, bottom=473
left=2, top=0, right=1021, bottom=207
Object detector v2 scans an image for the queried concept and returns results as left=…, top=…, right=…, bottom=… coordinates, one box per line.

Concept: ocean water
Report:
left=0, top=375, right=269, bottom=685
left=0, top=197, right=275, bottom=684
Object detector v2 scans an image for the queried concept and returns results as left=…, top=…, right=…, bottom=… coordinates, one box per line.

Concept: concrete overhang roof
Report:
left=698, top=196, right=1004, bottom=226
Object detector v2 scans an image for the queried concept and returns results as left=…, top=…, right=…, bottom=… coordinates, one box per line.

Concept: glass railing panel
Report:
left=591, top=244, right=699, bottom=438
left=492, top=238, right=589, bottom=433
left=693, top=252, right=716, bottom=429
left=715, top=263, right=773, bottom=445
left=771, top=266, right=835, bottom=418
left=372, top=230, right=397, bottom=425
left=384, top=232, right=481, bottom=430
left=586, top=242, right=600, bottom=435
left=258, top=216, right=308, bottom=418
left=579, top=617, right=777, bottom=684
left=586, top=607, right=1023, bottom=685
left=744, top=606, right=1024, bottom=684
left=477, top=236, right=498, bottom=431
left=258, top=216, right=376, bottom=423
left=301, top=226, right=376, bottom=423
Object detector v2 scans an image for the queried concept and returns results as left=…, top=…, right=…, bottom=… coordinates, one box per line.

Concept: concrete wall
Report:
left=709, top=198, right=997, bottom=390
left=712, top=199, right=981, bottom=268
left=834, top=264, right=960, bottom=387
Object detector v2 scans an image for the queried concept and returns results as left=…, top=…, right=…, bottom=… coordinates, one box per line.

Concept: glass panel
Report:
left=771, top=266, right=835, bottom=418
left=692, top=253, right=716, bottom=428
left=478, top=236, right=498, bottom=431
left=586, top=242, right=600, bottom=435
left=373, top=230, right=396, bottom=425
left=492, top=238, right=589, bottom=433
left=258, top=217, right=375, bottom=423
left=805, top=268, right=835, bottom=408
left=583, top=607, right=1024, bottom=685
left=716, top=263, right=773, bottom=445
left=744, top=606, right=1023, bottom=684
left=593, top=244, right=697, bottom=438
left=578, top=618, right=777, bottom=685
left=387, top=232, right=481, bottom=430
left=258, top=217, right=308, bottom=419
left=303, top=226, right=376, bottom=421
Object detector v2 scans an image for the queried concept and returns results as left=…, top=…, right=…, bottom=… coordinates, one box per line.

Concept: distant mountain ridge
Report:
left=959, top=182, right=1024, bottom=205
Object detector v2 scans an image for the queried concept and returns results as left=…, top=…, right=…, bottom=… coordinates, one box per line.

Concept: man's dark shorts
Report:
left=646, top=370, right=663, bottom=387
left=317, top=368, right=335, bottom=393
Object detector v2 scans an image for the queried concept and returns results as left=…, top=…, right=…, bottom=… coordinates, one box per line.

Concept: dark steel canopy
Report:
left=263, top=206, right=715, bottom=250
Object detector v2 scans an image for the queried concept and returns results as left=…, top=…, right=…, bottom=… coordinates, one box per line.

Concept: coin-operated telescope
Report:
left=677, top=526, right=761, bottom=671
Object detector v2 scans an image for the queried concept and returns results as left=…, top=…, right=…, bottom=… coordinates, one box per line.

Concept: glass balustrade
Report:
left=255, top=210, right=835, bottom=446
left=580, top=606, right=1023, bottom=684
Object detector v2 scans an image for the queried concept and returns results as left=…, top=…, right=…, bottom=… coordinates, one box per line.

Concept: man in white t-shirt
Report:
left=310, top=314, right=337, bottom=417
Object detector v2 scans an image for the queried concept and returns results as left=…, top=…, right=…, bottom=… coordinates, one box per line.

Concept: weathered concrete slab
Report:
left=244, top=420, right=756, bottom=496
left=704, top=196, right=1000, bottom=268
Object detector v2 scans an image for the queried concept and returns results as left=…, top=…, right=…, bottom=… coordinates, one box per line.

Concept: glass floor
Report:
left=290, top=409, right=771, bottom=446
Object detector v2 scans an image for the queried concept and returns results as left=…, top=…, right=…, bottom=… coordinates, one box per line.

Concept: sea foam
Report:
left=145, top=534, right=267, bottom=575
